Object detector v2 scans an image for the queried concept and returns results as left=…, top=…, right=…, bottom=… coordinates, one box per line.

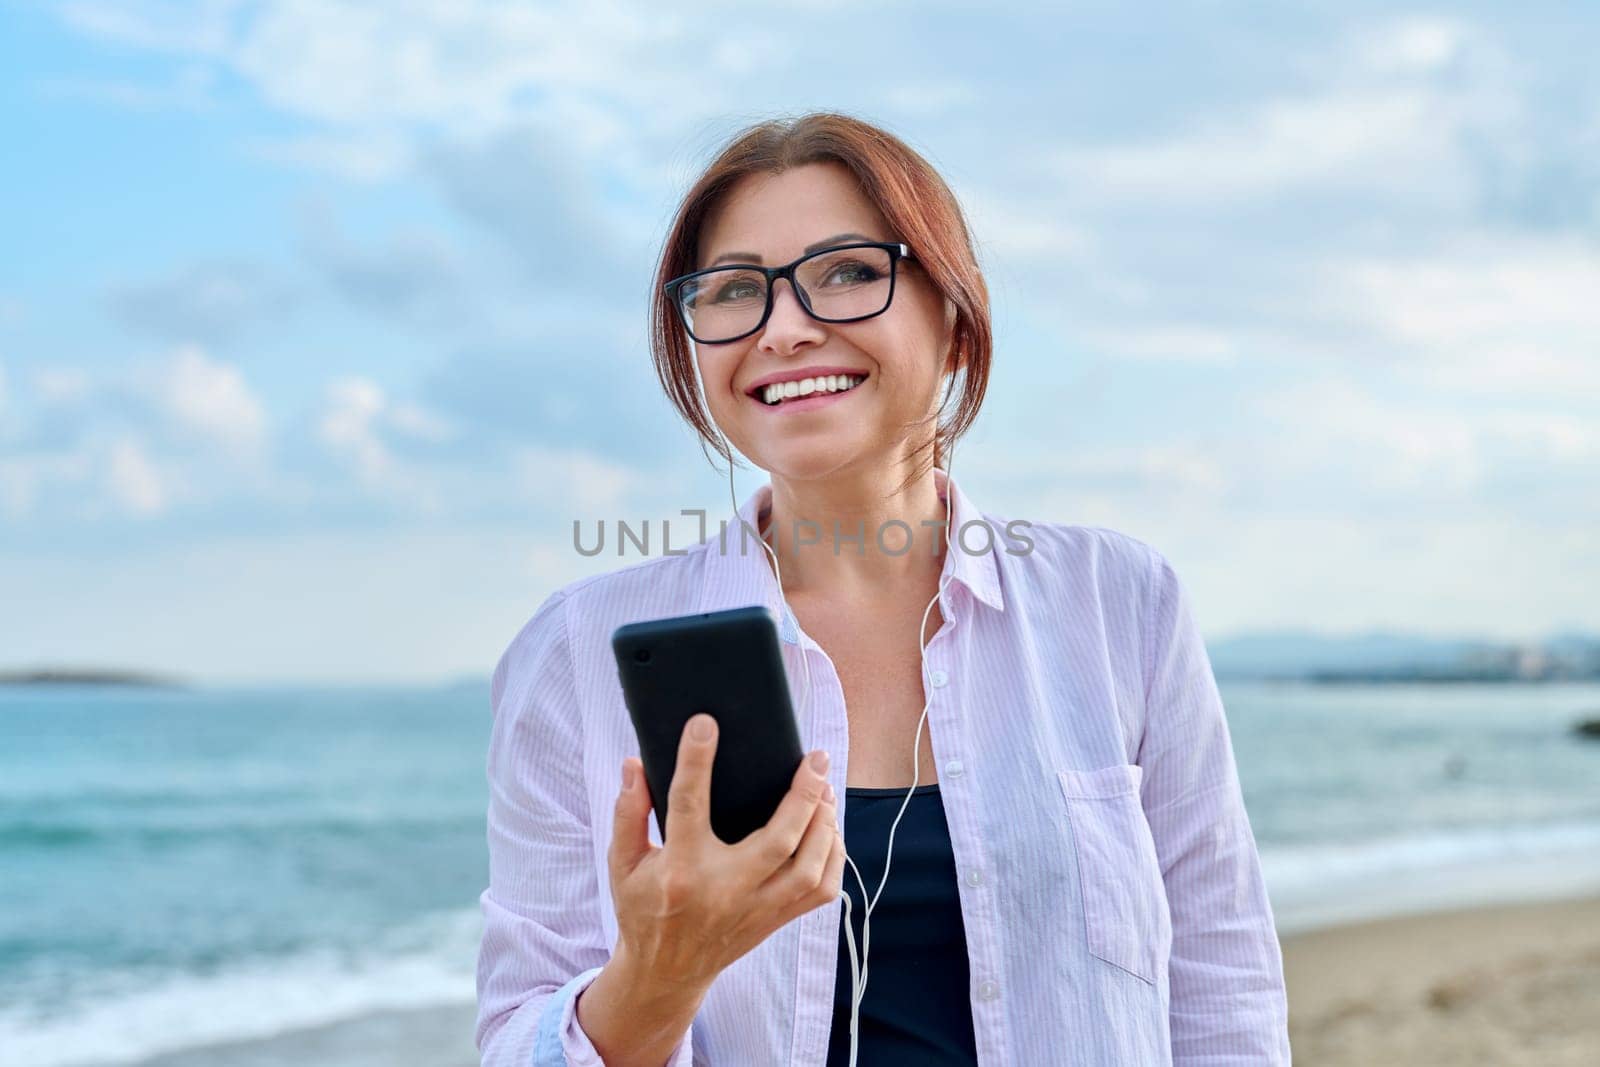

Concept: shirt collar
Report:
left=697, top=467, right=1005, bottom=641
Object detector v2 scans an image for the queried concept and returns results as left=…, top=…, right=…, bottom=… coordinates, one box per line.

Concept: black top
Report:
left=825, top=782, right=979, bottom=1066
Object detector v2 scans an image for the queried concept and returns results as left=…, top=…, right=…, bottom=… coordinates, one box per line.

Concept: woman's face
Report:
left=690, top=161, right=955, bottom=483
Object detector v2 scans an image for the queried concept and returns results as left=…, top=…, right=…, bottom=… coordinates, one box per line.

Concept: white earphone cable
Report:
left=724, top=443, right=954, bottom=1067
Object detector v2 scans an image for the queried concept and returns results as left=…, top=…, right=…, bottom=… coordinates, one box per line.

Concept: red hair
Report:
left=649, top=111, right=992, bottom=488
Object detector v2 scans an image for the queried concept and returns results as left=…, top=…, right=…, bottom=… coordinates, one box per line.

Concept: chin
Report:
left=760, top=443, right=872, bottom=481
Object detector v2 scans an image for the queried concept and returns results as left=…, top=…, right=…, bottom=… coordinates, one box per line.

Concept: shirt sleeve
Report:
left=1137, top=548, right=1291, bottom=1065
left=475, top=590, right=695, bottom=1067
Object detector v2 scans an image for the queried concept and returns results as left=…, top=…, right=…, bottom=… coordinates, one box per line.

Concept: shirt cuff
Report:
left=534, top=965, right=695, bottom=1067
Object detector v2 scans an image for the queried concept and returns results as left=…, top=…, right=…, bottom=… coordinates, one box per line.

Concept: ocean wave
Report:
left=1262, top=818, right=1600, bottom=932
left=0, top=810, right=481, bottom=851
left=0, top=908, right=484, bottom=1067
left=0, top=783, right=303, bottom=807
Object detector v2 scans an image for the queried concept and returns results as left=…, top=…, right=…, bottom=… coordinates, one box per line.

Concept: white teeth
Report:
left=759, top=374, right=863, bottom=406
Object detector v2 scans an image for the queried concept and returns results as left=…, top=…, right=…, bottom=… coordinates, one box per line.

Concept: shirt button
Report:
left=930, top=669, right=949, bottom=688
left=978, top=980, right=1000, bottom=1001
left=945, top=759, right=964, bottom=778
left=965, top=868, right=984, bottom=887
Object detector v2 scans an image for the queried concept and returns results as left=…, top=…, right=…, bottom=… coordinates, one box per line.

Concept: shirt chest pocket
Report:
left=1057, top=763, right=1172, bottom=985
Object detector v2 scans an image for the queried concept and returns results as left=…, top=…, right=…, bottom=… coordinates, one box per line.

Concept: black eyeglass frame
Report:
left=664, top=241, right=914, bottom=344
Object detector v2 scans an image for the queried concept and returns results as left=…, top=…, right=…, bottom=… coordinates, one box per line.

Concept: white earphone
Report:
left=723, top=442, right=955, bottom=1067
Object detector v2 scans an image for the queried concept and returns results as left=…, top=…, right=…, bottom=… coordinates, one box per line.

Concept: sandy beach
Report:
left=1284, top=894, right=1600, bottom=1065
left=119, top=895, right=1600, bottom=1067
left=124, top=1003, right=481, bottom=1067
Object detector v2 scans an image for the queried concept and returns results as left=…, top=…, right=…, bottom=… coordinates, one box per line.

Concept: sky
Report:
left=0, top=1, right=1596, bottom=684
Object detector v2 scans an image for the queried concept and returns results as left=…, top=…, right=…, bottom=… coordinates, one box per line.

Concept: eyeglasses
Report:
left=665, top=241, right=913, bottom=344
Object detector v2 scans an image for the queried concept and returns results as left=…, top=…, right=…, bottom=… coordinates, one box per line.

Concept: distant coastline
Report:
left=7, top=628, right=1600, bottom=689
left=0, top=667, right=187, bottom=687
left=1210, top=630, right=1600, bottom=685
left=1285, top=668, right=1600, bottom=684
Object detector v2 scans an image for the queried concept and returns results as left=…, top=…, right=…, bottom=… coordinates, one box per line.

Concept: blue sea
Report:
left=3, top=679, right=1599, bottom=1065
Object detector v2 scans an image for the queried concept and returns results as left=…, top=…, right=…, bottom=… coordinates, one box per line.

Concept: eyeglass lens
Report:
left=678, top=245, right=894, bottom=342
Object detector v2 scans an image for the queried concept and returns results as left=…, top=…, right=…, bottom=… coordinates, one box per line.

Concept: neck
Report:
left=758, top=461, right=951, bottom=601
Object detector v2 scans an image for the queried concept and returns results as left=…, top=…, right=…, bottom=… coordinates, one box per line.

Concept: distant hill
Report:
left=1207, top=629, right=1600, bottom=682
left=0, top=667, right=188, bottom=687
left=1206, top=630, right=1493, bottom=676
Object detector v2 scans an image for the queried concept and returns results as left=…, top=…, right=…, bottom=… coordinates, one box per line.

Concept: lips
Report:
left=744, top=366, right=871, bottom=399
left=754, top=373, right=865, bottom=408
left=753, top=381, right=864, bottom=414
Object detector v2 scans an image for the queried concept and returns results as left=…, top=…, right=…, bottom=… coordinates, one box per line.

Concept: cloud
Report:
left=953, top=13, right=1587, bottom=380
left=1043, top=14, right=1509, bottom=210
left=46, top=0, right=743, bottom=213
left=59, top=0, right=236, bottom=54
left=963, top=186, right=1095, bottom=263
left=1074, top=323, right=1242, bottom=365
left=882, top=80, right=976, bottom=119
left=419, top=121, right=629, bottom=284
left=317, top=377, right=393, bottom=484
left=1316, top=232, right=1600, bottom=393
left=315, top=376, right=455, bottom=503
left=33, top=64, right=219, bottom=112
left=296, top=203, right=466, bottom=325
left=108, top=260, right=296, bottom=346
left=387, top=401, right=453, bottom=443
left=30, top=367, right=94, bottom=405
left=221, top=1, right=742, bottom=131
left=1, top=349, right=269, bottom=521
left=1356, top=15, right=1470, bottom=75
left=0, top=447, right=92, bottom=520
left=1246, top=376, right=1600, bottom=522
left=973, top=360, right=1598, bottom=539
left=1061, top=444, right=1231, bottom=499
left=149, top=344, right=269, bottom=455
left=417, top=338, right=681, bottom=464
left=513, top=444, right=639, bottom=518
left=1272, top=383, right=1481, bottom=500
left=58, top=1, right=715, bottom=134
left=227, top=0, right=568, bottom=127
left=239, top=130, right=412, bottom=183
left=105, top=436, right=167, bottom=516
left=1052, top=87, right=1438, bottom=202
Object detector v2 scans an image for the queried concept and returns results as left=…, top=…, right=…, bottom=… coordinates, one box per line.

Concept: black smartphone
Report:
left=611, top=605, right=806, bottom=845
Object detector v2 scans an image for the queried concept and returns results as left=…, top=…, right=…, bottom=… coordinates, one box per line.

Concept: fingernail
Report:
left=823, top=782, right=835, bottom=803
left=692, top=715, right=714, bottom=741
left=809, top=750, right=830, bottom=773
left=622, top=762, right=636, bottom=790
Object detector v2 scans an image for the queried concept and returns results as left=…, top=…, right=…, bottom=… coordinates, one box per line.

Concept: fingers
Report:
left=760, top=800, right=846, bottom=923
left=734, top=749, right=832, bottom=875
left=818, top=825, right=847, bottom=909
left=608, top=757, right=653, bottom=879
left=663, top=713, right=719, bottom=846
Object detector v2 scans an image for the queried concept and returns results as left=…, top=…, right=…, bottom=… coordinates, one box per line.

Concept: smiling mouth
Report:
left=750, top=373, right=868, bottom=407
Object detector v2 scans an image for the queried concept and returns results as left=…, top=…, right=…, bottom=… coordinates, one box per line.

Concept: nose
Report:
left=757, top=276, right=825, bottom=353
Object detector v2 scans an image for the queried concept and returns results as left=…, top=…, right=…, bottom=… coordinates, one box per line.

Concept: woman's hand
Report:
left=607, top=712, right=845, bottom=995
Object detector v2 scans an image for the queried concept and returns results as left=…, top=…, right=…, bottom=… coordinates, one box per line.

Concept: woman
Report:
left=475, top=112, right=1290, bottom=1066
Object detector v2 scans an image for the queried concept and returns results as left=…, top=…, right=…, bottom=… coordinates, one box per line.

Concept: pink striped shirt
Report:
left=475, top=468, right=1291, bottom=1065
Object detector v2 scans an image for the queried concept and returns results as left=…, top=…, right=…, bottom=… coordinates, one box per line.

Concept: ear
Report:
left=942, top=299, right=961, bottom=377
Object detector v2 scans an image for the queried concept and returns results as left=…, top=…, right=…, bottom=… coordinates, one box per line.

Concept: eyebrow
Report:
left=707, top=232, right=879, bottom=268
